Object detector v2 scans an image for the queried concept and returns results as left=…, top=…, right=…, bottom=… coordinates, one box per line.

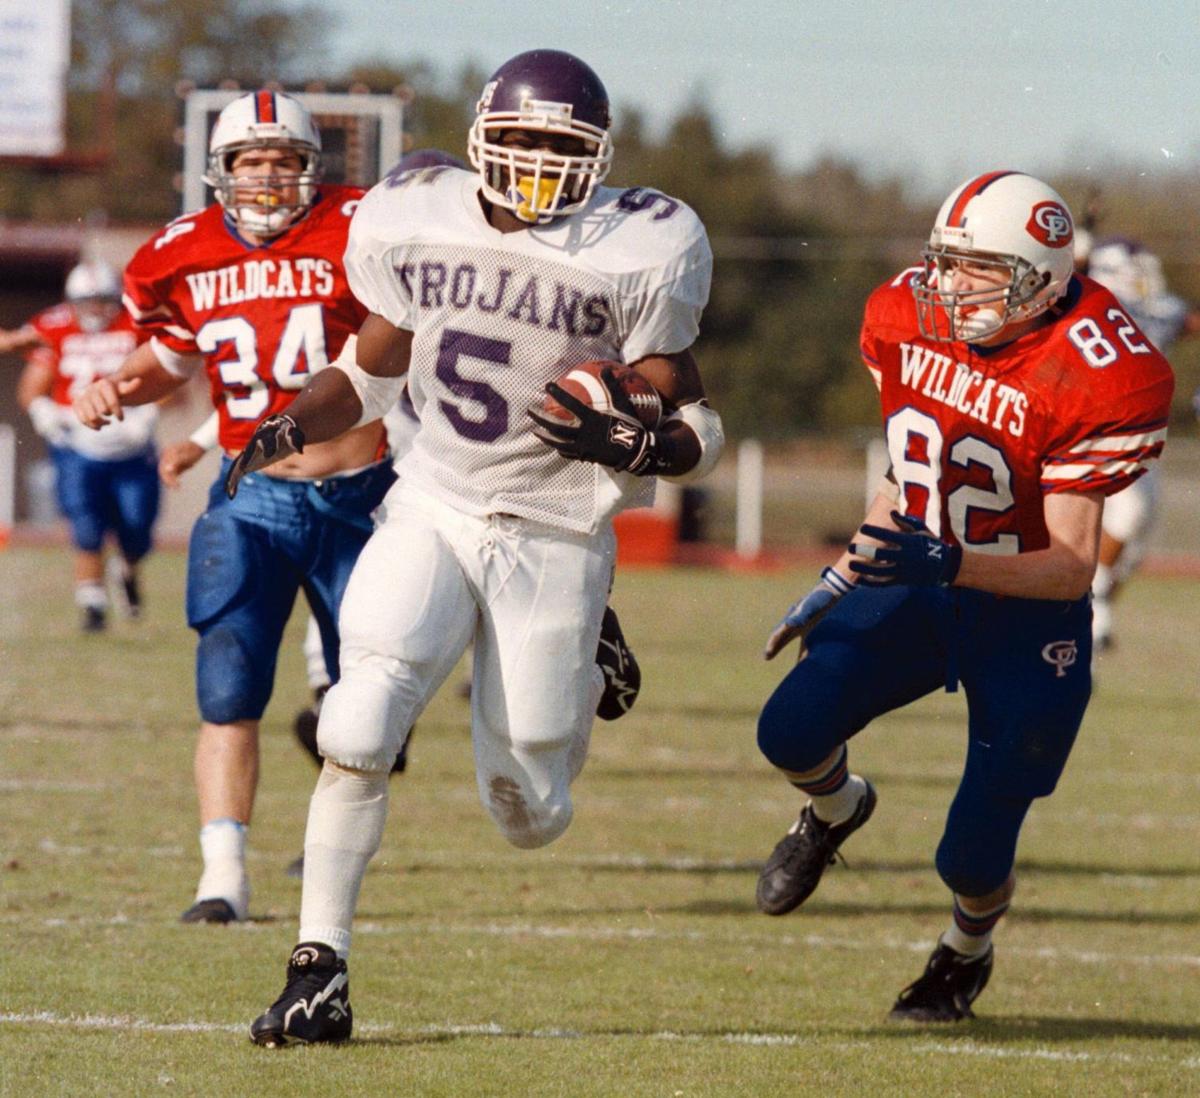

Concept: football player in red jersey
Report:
left=16, top=261, right=159, bottom=631
left=73, top=91, right=396, bottom=926
left=756, top=172, right=1173, bottom=1022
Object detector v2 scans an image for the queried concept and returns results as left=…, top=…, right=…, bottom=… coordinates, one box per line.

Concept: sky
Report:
left=302, top=0, right=1200, bottom=198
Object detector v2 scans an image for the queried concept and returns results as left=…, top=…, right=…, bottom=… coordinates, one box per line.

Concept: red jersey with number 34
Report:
left=860, top=272, right=1174, bottom=554
left=123, top=185, right=367, bottom=451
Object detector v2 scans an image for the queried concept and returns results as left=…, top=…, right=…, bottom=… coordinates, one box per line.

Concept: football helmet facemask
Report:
left=203, top=90, right=322, bottom=238
left=468, top=49, right=613, bottom=225
left=913, top=171, right=1075, bottom=344
left=65, top=261, right=123, bottom=332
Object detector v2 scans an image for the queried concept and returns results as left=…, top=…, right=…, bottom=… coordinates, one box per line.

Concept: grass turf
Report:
left=1, top=546, right=1198, bottom=1096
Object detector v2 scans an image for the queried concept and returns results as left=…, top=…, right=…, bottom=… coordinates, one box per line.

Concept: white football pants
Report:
left=1100, top=467, right=1158, bottom=581
left=317, top=481, right=615, bottom=848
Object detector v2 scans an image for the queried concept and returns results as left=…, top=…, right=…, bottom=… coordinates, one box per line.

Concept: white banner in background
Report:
left=0, top=0, right=71, bottom=157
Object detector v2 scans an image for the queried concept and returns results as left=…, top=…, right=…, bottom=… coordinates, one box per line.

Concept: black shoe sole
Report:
left=180, top=898, right=238, bottom=924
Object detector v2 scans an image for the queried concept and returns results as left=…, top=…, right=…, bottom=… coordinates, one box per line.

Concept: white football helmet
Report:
left=467, top=50, right=613, bottom=224
left=65, top=261, right=123, bottom=332
left=1088, top=237, right=1163, bottom=307
left=913, top=172, right=1075, bottom=343
left=203, top=90, right=322, bottom=237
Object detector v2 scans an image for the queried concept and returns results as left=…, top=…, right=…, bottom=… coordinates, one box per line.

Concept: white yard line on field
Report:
left=0, top=779, right=106, bottom=792
left=1, top=1011, right=1196, bottom=1070
left=355, top=920, right=1200, bottom=971
left=11, top=909, right=1195, bottom=971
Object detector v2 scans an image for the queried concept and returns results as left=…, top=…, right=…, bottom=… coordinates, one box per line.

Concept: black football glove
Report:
left=848, top=511, right=963, bottom=587
left=224, top=414, right=305, bottom=499
left=527, top=366, right=673, bottom=476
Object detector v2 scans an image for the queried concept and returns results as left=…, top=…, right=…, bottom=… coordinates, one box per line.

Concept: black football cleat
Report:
left=889, top=940, right=994, bottom=1022
left=755, top=779, right=877, bottom=915
left=106, top=558, right=142, bottom=620
left=295, top=688, right=411, bottom=775
left=120, top=572, right=142, bottom=620
left=80, top=606, right=107, bottom=634
left=292, top=688, right=327, bottom=767
left=250, top=942, right=352, bottom=1047
left=595, top=606, right=641, bottom=720
left=180, top=898, right=238, bottom=924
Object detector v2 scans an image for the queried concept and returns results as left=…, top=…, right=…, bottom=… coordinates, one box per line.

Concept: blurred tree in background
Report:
left=3, top=0, right=1198, bottom=435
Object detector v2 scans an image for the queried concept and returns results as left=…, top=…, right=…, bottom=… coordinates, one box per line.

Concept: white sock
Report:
left=941, top=924, right=993, bottom=958
left=196, top=818, right=249, bottom=920
left=75, top=581, right=107, bottom=610
left=1091, top=563, right=1114, bottom=599
left=298, top=763, right=390, bottom=960
left=811, top=774, right=868, bottom=826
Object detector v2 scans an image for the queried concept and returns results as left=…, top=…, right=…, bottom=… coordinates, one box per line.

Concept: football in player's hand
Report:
left=542, top=360, right=663, bottom=429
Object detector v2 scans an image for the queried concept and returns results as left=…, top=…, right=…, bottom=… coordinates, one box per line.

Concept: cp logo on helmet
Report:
left=1027, top=202, right=1073, bottom=248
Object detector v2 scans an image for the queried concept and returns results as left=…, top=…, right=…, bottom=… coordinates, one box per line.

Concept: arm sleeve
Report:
left=859, top=309, right=883, bottom=392
left=123, top=240, right=199, bottom=356
left=1040, top=359, right=1175, bottom=497
left=620, top=225, right=712, bottom=363
left=342, top=192, right=414, bottom=330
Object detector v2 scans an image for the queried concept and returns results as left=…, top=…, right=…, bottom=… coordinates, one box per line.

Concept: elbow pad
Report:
left=662, top=400, right=724, bottom=484
left=331, top=339, right=407, bottom=428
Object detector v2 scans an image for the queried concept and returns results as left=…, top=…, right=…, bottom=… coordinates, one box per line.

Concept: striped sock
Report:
left=788, top=746, right=865, bottom=825
left=942, top=895, right=1009, bottom=957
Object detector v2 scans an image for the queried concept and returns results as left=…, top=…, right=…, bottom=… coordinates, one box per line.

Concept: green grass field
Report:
left=2, top=546, right=1199, bottom=1097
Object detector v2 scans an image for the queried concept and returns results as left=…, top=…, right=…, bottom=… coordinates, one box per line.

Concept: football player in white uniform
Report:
left=1083, top=238, right=1200, bottom=649
left=230, top=50, right=722, bottom=1046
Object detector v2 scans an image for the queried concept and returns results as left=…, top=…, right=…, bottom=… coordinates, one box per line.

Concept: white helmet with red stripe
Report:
left=914, top=171, right=1075, bottom=343
left=202, top=90, right=322, bottom=236
left=65, top=260, right=123, bottom=332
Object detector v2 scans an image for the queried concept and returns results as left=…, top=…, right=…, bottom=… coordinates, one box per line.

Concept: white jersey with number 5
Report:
left=344, top=166, right=712, bottom=534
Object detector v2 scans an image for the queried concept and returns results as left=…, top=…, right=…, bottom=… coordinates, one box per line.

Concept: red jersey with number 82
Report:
left=123, top=185, right=367, bottom=451
left=860, top=272, right=1174, bottom=554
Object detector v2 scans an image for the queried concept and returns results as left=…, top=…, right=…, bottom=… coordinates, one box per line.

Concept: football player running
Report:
left=233, top=49, right=721, bottom=1046
left=73, top=91, right=396, bottom=926
left=1080, top=237, right=1200, bottom=651
left=17, top=261, right=160, bottom=632
left=756, top=173, right=1173, bottom=1022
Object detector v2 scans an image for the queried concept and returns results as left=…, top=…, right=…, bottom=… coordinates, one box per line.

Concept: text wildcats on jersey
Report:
left=184, top=257, right=338, bottom=311
left=899, top=342, right=1028, bottom=438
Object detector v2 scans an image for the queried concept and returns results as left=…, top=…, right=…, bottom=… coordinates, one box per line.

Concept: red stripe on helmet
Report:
left=256, top=90, right=276, bottom=123
left=946, top=170, right=1020, bottom=227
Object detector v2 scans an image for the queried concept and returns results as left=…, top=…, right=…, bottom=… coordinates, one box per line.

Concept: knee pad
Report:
left=481, top=771, right=573, bottom=850
left=936, top=792, right=1030, bottom=898
left=116, top=520, right=154, bottom=563
left=316, top=659, right=418, bottom=771
left=757, top=683, right=846, bottom=774
left=67, top=514, right=105, bottom=553
left=196, top=625, right=271, bottom=724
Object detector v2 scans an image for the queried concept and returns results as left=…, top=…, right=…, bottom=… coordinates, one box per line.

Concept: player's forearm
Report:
left=955, top=490, right=1102, bottom=601
left=281, top=368, right=366, bottom=445
left=955, top=542, right=1095, bottom=600
left=121, top=364, right=185, bottom=406
left=119, top=342, right=187, bottom=406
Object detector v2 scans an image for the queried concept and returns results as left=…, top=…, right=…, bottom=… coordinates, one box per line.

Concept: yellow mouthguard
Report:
left=514, top=176, right=559, bottom=221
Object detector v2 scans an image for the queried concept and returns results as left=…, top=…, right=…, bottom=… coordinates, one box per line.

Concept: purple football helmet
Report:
left=468, top=49, right=613, bottom=224
left=387, top=148, right=468, bottom=177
